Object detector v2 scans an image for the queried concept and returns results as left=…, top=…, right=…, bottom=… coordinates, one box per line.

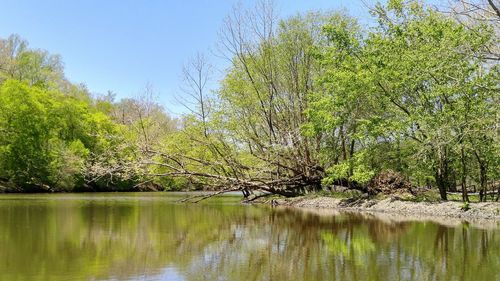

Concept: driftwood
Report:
left=142, top=147, right=324, bottom=199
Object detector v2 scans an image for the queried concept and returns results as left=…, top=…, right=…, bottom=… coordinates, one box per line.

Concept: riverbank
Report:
left=0, top=180, right=166, bottom=193
left=270, top=195, right=500, bottom=221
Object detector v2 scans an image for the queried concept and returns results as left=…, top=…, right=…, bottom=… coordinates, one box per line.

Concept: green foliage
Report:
left=0, top=80, right=54, bottom=185
left=0, top=35, right=184, bottom=191
left=0, top=0, right=498, bottom=198
left=461, top=201, right=470, bottom=211
left=307, top=0, right=498, bottom=199
left=0, top=79, right=126, bottom=190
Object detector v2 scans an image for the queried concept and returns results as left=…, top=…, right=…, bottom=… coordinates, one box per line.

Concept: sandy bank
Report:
left=273, top=196, right=500, bottom=221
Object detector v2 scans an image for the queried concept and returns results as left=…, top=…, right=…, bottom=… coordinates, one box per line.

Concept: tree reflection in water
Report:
left=0, top=194, right=498, bottom=281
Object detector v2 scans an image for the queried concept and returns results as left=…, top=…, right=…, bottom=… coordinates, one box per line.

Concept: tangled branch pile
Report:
left=367, top=170, right=413, bottom=195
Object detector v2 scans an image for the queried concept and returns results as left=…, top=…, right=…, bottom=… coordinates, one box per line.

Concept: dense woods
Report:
left=0, top=35, right=178, bottom=191
left=0, top=0, right=498, bottom=202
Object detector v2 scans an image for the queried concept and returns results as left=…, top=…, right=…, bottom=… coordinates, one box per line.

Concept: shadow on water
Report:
left=0, top=193, right=498, bottom=281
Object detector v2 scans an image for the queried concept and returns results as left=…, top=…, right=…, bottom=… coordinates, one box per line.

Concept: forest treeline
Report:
left=0, top=37, right=178, bottom=192
left=0, top=0, right=498, bottom=201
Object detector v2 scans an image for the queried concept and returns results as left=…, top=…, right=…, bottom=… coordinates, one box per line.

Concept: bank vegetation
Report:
left=0, top=0, right=498, bottom=203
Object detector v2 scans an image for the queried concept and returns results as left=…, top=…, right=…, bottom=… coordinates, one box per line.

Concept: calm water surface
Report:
left=0, top=193, right=498, bottom=281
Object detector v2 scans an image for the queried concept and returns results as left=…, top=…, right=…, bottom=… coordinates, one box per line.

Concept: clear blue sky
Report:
left=0, top=0, right=372, bottom=115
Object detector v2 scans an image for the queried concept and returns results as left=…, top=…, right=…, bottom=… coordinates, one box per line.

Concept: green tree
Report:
left=0, top=80, right=55, bottom=186
left=309, top=0, right=499, bottom=200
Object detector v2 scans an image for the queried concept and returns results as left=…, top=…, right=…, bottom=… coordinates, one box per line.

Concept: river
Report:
left=0, top=193, right=498, bottom=281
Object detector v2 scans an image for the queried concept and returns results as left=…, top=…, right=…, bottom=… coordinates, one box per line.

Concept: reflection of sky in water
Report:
left=141, top=266, right=184, bottom=281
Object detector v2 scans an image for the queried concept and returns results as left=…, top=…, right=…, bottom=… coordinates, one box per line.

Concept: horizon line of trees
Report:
left=0, top=0, right=498, bottom=202
left=0, top=34, right=179, bottom=192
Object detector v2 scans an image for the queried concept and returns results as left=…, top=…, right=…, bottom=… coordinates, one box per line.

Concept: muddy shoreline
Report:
left=271, top=196, right=500, bottom=221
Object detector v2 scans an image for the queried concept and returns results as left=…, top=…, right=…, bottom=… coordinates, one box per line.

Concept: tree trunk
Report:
left=436, top=170, right=448, bottom=201
left=478, top=165, right=487, bottom=202
left=474, top=151, right=488, bottom=202
left=460, top=147, right=469, bottom=202
left=436, top=149, right=449, bottom=201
